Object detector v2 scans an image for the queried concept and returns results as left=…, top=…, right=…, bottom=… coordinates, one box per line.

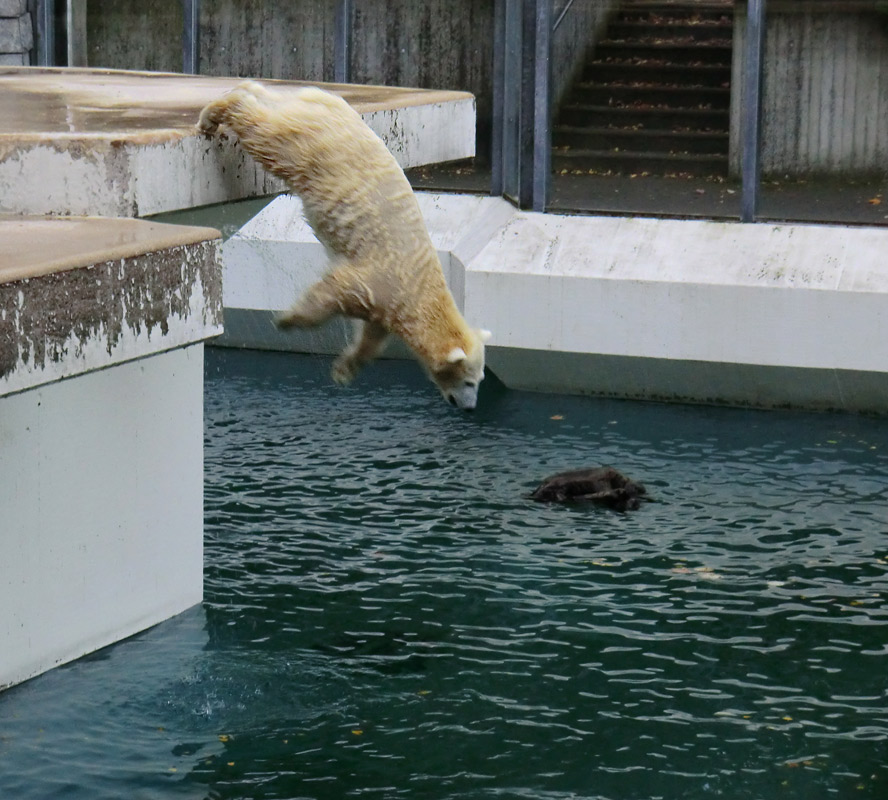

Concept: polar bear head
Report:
left=428, top=328, right=492, bottom=411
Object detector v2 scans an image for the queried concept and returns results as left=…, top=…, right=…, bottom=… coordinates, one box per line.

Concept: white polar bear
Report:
left=198, top=81, right=491, bottom=410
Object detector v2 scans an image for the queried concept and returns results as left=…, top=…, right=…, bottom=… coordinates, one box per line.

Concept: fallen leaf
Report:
left=550, top=414, right=564, bottom=420
left=868, top=197, right=882, bottom=205
left=351, top=729, right=363, bottom=736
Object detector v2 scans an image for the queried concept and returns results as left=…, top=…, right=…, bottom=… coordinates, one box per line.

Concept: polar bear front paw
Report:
left=331, top=355, right=358, bottom=386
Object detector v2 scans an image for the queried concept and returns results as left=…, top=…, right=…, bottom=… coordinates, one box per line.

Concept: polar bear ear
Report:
left=479, top=329, right=492, bottom=343
left=446, top=347, right=468, bottom=364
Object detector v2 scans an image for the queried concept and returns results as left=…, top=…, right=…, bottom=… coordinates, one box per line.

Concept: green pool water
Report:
left=1, top=349, right=886, bottom=799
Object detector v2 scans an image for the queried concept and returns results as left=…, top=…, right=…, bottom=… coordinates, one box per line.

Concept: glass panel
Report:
left=757, top=0, right=888, bottom=226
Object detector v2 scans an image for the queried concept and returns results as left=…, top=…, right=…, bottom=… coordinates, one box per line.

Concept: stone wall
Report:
left=0, top=0, right=32, bottom=65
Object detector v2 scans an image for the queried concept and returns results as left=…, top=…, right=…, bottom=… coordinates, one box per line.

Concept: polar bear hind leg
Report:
left=275, top=277, right=343, bottom=329
left=331, top=321, right=389, bottom=385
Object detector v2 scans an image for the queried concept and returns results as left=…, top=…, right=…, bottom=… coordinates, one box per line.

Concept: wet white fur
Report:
left=198, top=81, right=490, bottom=409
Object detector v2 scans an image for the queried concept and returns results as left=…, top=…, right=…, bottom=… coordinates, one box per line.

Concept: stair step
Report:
left=594, top=42, right=732, bottom=66
left=607, top=21, right=732, bottom=43
left=618, top=4, right=733, bottom=25
left=558, top=104, right=728, bottom=130
left=618, top=12, right=733, bottom=28
left=553, top=148, right=729, bottom=178
left=584, top=62, right=730, bottom=87
left=554, top=125, right=729, bottom=155
left=571, top=83, right=731, bottom=109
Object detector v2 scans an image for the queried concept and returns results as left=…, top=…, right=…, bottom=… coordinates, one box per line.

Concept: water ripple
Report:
left=2, top=351, right=887, bottom=800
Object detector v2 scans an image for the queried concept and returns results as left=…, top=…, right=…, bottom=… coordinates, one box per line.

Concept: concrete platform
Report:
left=1, top=215, right=222, bottom=690
left=0, top=215, right=222, bottom=396
left=215, top=191, right=888, bottom=414
left=0, top=67, right=476, bottom=217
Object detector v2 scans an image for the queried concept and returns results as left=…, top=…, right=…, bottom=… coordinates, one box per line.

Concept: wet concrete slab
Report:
left=0, top=215, right=223, bottom=396
left=0, top=67, right=476, bottom=216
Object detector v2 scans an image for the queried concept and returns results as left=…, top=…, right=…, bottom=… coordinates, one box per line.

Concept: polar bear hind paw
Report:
left=331, top=355, right=358, bottom=386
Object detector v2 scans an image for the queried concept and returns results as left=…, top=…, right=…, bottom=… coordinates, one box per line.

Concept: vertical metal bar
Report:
left=741, top=0, right=766, bottom=222
left=334, top=0, right=352, bottom=83
left=531, top=0, right=552, bottom=212
left=490, top=0, right=506, bottom=196
left=502, top=0, right=522, bottom=202
left=35, top=0, right=56, bottom=66
left=518, top=0, right=536, bottom=208
left=183, top=0, right=200, bottom=74
left=67, top=0, right=87, bottom=66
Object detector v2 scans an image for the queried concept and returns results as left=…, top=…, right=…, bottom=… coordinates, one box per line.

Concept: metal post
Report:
left=740, top=0, right=766, bottom=223
left=490, top=0, right=506, bottom=196
left=334, top=0, right=352, bottom=83
left=35, top=0, right=56, bottom=66
left=501, top=0, right=522, bottom=203
left=183, top=0, right=200, bottom=74
left=67, top=0, right=87, bottom=66
left=531, top=0, right=552, bottom=212
left=518, top=0, right=536, bottom=208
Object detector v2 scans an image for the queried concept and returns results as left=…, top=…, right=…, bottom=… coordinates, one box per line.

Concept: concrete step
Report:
left=594, top=41, right=732, bottom=66
left=554, top=125, right=729, bottom=155
left=553, top=147, right=729, bottom=177
left=618, top=3, right=733, bottom=25
left=571, top=82, right=731, bottom=109
left=558, top=103, right=729, bottom=131
left=606, top=21, right=732, bottom=43
left=584, top=61, right=731, bottom=87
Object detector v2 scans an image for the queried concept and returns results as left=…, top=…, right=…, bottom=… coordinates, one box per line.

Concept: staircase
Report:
left=553, top=0, right=734, bottom=179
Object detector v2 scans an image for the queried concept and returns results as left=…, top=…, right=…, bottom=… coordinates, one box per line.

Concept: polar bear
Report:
left=198, top=81, right=490, bottom=410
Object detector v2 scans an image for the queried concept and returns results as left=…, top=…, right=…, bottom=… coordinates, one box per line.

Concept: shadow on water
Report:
left=1, top=348, right=887, bottom=799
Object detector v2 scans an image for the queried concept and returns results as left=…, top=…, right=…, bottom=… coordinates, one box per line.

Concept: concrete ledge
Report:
left=0, top=215, right=223, bottom=690
left=214, top=192, right=888, bottom=413
left=0, top=67, right=475, bottom=216
left=0, top=216, right=223, bottom=397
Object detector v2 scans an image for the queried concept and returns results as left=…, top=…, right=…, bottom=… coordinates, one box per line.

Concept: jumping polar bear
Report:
left=198, top=81, right=491, bottom=410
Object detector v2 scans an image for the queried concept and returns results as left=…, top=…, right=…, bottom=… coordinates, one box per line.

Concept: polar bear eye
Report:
left=464, top=381, right=476, bottom=388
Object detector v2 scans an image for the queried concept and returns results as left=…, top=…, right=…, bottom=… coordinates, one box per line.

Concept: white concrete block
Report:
left=0, top=69, right=477, bottom=217
left=214, top=190, right=888, bottom=410
left=0, top=345, right=205, bottom=690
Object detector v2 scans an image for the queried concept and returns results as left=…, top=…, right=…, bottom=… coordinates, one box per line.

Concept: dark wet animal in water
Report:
left=530, top=467, right=647, bottom=511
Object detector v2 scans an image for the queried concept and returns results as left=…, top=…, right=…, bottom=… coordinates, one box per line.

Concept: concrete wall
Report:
left=350, top=0, right=494, bottom=149
left=84, top=0, right=495, bottom=154
left=552, top=0, right=618, bottom=109
left=731, top=2, right=888, bottom=177
left=0, top=0, right=32, bottom=65
left=86, top=0, right=182, bottom=72
left=0, top=346, right=205, bottom=690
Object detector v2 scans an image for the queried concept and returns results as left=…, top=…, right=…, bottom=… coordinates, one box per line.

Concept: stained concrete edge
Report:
left=0, top=216, right=224, bottom=397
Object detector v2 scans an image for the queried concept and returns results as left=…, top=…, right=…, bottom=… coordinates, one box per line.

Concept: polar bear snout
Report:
left=445, top=382, right=480, bottom=411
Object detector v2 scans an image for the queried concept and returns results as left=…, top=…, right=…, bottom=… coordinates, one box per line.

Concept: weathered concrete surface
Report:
left=214, top=191, right=888, bottom=413
left=1, top=344, right=205, bottom=691
left=0, top=67, right=476, bottom=216
left=0, top=216, right=223, bottom=396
